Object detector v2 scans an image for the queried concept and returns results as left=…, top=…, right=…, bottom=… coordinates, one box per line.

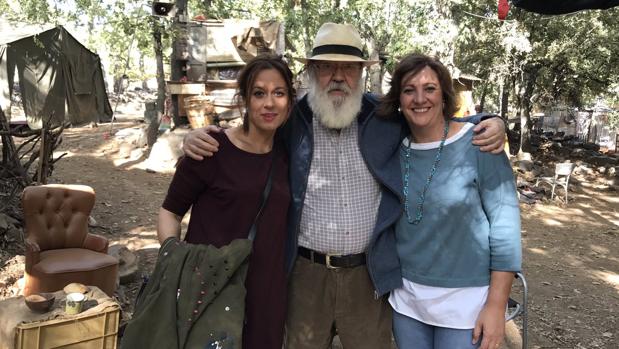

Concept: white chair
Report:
left=536, top=162, right=575, bottom=203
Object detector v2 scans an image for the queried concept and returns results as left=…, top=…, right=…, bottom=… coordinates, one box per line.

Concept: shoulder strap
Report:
left=247, top=149, right=277, bottom=241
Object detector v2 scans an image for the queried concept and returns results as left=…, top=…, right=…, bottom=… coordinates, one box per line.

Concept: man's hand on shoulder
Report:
left=182, top=125, right=222, bottom=160
left=472, top=117, right=506, bottom=154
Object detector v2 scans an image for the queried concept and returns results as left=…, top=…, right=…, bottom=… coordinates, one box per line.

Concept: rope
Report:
left=460, top=8, right=588, bottom=23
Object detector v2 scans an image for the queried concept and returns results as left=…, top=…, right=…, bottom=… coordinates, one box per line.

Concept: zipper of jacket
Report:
left=358, top=109, right=404, bottom=299
left=293, top=109, right=314, bottom=266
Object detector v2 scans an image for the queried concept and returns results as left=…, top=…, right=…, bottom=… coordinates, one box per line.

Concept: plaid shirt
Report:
left=298, top=117, right=381, bottom=255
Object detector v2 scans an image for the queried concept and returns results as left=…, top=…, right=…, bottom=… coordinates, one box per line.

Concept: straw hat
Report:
left=296, top=23, right=379, bottom=66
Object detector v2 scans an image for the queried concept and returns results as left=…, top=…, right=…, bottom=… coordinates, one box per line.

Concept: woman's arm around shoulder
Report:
left=477, top=149, right=522, bottom=272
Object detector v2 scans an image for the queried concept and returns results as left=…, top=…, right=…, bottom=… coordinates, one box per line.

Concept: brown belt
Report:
left=298, top=246, right=366, bottom=269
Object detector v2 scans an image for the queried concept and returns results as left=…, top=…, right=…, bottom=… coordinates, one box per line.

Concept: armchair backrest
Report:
left=22, top=184, right=95, bottom=251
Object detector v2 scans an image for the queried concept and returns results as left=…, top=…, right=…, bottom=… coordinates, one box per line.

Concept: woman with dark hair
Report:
left=157, top=54, right=294, bottom=349
left=378, top=53, right=521, bottom=349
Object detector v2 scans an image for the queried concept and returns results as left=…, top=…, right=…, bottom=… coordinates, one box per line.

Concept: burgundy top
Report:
left=162, top=131, right=290, bottom=349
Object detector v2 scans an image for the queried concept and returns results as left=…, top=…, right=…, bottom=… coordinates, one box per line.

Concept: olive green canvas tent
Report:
left=0, top=19, right=112, bottom=128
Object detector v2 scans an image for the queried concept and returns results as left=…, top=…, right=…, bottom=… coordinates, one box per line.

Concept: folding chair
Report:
left=506, top=272, right=528, bottom=349
left=535, top=162, right=575, bottom=203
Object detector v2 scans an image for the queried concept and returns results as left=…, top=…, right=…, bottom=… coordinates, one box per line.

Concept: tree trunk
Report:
left=518, top=71, right=537, bottom=154
left=519, top=106, right=531, bottom=154
left=478, top=80, right=488, bottom=112
left=149, top=18, right=166, bottom=148
left=514, top=75, right=523, bottom=118
left=139, top=54, right=148, bottom=90
left=366, top=36, right=382, bottom=94
left=300, top=0, right=313, bottom=55
left=500, top=76, right=510, bottom=119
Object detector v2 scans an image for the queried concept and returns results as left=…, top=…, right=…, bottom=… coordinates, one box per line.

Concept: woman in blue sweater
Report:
left=376, top=53, right=521, bottom=349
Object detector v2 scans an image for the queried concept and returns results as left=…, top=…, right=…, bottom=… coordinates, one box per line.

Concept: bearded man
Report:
left=182, top=23, right=506, bottom=349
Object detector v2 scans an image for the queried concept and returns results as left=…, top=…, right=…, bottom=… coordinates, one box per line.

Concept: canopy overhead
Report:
left=512, top=0, right=619, bottom=15
left=0, top=18, right=112, bottom=127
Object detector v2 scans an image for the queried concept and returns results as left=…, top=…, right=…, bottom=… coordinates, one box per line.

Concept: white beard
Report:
left=307, top=74, right=364, bottom=129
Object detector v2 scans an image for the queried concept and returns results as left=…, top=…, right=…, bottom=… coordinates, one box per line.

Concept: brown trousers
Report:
left=285, top=256, right=393, bottom=349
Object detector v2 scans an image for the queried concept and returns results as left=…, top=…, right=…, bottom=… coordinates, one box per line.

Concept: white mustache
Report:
left=327, top=82, right=351, bottom=94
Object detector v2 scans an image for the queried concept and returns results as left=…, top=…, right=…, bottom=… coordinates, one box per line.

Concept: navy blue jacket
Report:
left=281, top=93, right=407, bottom=296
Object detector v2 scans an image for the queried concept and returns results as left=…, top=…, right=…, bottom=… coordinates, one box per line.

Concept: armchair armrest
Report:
left=83, top=233, right=109, bottom=253
left=24, top=237, right=40, bottom=273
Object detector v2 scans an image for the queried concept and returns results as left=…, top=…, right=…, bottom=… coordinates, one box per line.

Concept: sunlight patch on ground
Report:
left=589, top=244, right=610, bottom=255
left=563, top=254, right=585, bottom=268
left=112, top=147, right=145, bottom=167
left=589, top=210, right=619, bottom=226
left=111, top=226, right=158, bottom=250
left=527, top=203, right=617, bottom=228
left=603, top=195, right=619, bottom=204
left=124, top=158, right=177, bottom=174
left=118, top=235, right=159, bottom=251
left=534, top=205, right=586, bottom=222
left=528, top=247, right=548, bottom=256
left=542, top=218, right=564, bottom=226
left=591, top=270, right=619, bottom=292
left=535, top=205, right=573, bottom=214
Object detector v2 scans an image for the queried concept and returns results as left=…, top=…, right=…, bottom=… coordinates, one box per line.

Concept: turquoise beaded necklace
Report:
left=402, top=122, right=450, bottom=225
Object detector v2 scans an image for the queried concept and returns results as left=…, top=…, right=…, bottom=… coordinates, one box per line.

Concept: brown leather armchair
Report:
left=22, top=184, right=118, bottom=296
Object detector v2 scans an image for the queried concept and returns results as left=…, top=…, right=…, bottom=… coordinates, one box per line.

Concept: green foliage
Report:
left=454, top=0, right=619, bottom=114
left=189, top=0, right=262, bottom=19
left=1, top=0, right=617, bottom=119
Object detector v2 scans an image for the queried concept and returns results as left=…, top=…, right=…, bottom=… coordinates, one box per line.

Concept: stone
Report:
left=0, top=213, right=19, bottom=230
left=136, top=128, right=149, bottom=147
left=583, top=142, right=600, bottom=151
left=115, top=126, right=148, bottom=148
left=144, top=128, right=189, bottom=173
left=550, top=142, right=562, bottom=150
left=576, top=165, right=593, bottom=175
left=517, top=160, right=534, bottom=172
left=590, top=156, right=617, bottom=167
left=108, top=244, right=139, bottom=284
left=502, top=320, right=523, bottom=349
left=5, top=226, right=22, bottom=244
left=519, top=193, right=537, bottom=204
left=571, top=148, right=586, bottom=156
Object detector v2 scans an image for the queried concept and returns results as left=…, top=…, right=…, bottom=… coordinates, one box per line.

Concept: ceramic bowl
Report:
left=25, top=292, right=56, bottom=312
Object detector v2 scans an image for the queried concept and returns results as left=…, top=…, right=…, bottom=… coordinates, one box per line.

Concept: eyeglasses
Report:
left=312, top=62, right=363, bottom=77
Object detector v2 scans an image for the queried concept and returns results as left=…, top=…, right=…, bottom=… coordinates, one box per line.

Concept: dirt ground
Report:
left=2, top=120, right=618, bottom=348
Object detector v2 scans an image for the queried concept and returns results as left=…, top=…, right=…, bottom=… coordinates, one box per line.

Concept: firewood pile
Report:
left=0, top=108, right=66, bottom=259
